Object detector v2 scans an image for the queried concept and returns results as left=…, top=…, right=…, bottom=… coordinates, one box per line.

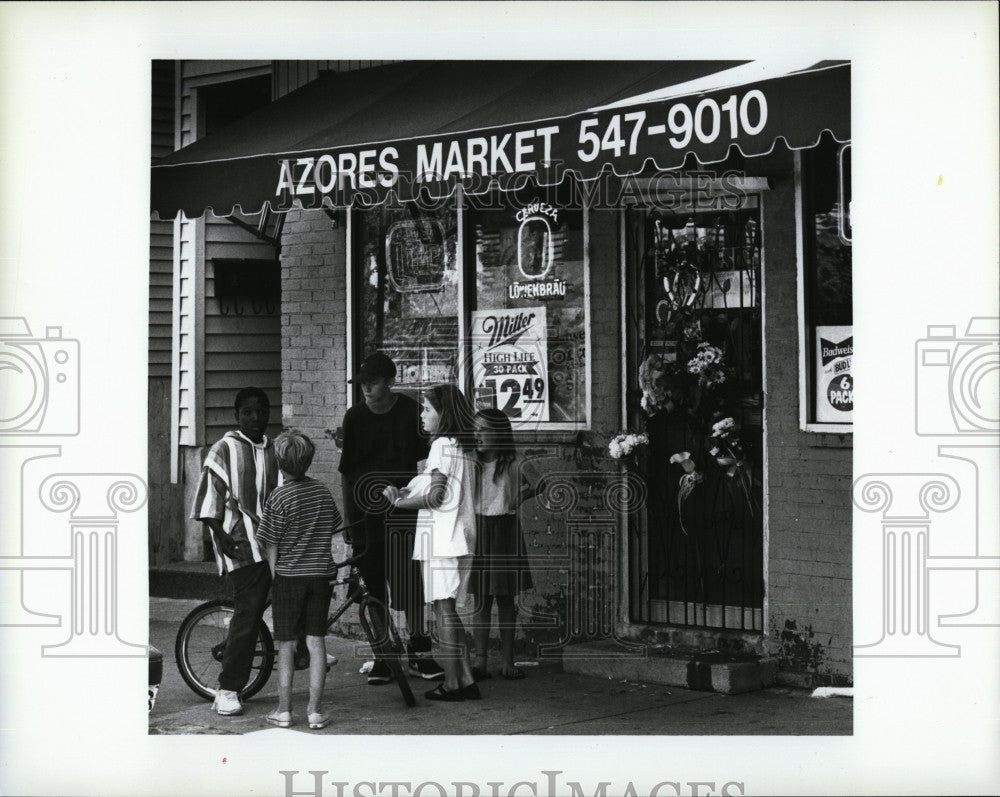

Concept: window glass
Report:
left=804, top=134, right=853, bottom=425
left=356, top=203, right=459, bottom=392
left=470, top=188, right=588, bottom=428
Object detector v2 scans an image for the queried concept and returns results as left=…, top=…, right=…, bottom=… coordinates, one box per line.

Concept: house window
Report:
left=199, top=74, right=272, bottom=137
left=800, top=134, right=853, bottom=429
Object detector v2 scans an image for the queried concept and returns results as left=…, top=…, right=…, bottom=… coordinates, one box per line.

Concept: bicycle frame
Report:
left=174, top=518, right=415, bottom=707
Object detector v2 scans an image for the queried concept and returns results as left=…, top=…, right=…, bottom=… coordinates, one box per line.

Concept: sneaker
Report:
left=212, top=689, right=243, bottom=716
left=366, top=660, right=393, bottom=685
left=307, top=711, right=331, bottom=730
left=265, top=710, right=293, bottom=728
left=408, top=657, right=445, bottom=680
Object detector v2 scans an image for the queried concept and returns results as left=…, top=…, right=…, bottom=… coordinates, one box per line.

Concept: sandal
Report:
left=425, top=684, right=465, bottom=702
left=265, top=710, right=293, bottom=728
left=470, top=666, right=492, bottom=682
left=461, top=682, right=482, bottom=700
left=501, top=667, right=526, bottom=681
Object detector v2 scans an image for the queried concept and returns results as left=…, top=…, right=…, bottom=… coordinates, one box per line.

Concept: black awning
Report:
left=151, top=59, right=849, bottom=219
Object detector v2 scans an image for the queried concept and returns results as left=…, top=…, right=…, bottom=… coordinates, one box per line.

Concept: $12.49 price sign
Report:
left=471, top=307, right=550, bottom=424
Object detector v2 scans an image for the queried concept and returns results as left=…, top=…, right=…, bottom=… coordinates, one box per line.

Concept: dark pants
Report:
left=354, top=510, right=430, bottom=653
left=219, top=561, right=272, bottom=692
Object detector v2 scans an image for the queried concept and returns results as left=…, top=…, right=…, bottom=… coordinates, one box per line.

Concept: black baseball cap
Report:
left=349, top=352, right=397, bottom=383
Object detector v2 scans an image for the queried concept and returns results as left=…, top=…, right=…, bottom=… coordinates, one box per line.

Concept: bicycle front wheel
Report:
left=359, top=598, right=416, bottom=707
left=174, top=598, right=275, bottom=701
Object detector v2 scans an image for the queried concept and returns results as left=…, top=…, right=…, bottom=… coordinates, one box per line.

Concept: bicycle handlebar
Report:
left=331, top=518, right=369, bottom=573
left=333, top=518, right=368, bottom=539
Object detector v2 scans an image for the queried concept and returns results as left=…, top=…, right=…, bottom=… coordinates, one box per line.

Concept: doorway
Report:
left=626, top=193, right=765, bottom=631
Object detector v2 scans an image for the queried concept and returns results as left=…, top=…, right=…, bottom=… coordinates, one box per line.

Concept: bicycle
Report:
left=174, top=521, right=416, bottom=707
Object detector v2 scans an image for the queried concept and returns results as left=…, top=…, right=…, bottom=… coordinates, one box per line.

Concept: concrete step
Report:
left=561, top=639, right=778, bottom=695
left=149, top=562, right=229, bottom=600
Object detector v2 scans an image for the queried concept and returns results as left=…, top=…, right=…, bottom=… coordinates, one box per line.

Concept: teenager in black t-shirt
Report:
left=339, top=353, right=444, bottom=684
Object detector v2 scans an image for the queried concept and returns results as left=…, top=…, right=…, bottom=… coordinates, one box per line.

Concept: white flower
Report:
left=608, top=440, right=623, bottom=459
left=712, top=417, right=736, bottom=434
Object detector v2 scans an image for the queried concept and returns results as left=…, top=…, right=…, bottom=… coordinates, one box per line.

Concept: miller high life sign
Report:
left=471, top=307, right=549, bottom=424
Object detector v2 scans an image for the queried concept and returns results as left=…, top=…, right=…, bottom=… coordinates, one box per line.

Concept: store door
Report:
left=626, top=196, right=764, bottom=631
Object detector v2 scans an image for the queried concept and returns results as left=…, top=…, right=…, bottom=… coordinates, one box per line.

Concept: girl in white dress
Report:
left=383, top=383, right=479, bottom=701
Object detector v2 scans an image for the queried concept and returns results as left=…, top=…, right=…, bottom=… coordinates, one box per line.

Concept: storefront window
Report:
left=802, top=134, right=853, bottom=427
left=355, top=203, right=459, bottom=392
left=470, top=189, right=589, bottom=429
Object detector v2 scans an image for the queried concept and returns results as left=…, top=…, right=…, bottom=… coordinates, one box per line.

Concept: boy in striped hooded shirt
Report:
left=191, top=387, right=278, bottom=716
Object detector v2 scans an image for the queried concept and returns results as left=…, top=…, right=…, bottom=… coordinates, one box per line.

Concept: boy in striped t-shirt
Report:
left=256, top=430, right=342, bottom=730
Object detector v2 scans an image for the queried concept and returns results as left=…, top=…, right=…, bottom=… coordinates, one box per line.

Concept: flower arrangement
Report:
left=668, top=451, right=703, bottom=534
left=638, top=354, right=671, bottom=416
left=638, top=341, right=728, bottom=420
left=608, top=431, right=649, bottom=461
left=669, top=416, right=757, bottom=527
left=686, top=342, right=726, bottom=388
left=707, top=416, right=756, bottom=516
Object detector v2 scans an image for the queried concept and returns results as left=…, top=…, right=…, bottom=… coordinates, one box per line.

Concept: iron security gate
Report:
left=626, top=195, right=764, bottom=631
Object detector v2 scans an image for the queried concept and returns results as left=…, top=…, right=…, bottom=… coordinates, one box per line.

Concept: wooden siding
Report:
left=150, top=60, right=175, bottom=379
left=175, top=214, right=202, bottom=447
left=203, top=211, right=280, bottom=444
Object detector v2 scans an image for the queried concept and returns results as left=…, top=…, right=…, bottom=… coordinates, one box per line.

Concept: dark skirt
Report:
left=468, top=514, right=534, bottom=596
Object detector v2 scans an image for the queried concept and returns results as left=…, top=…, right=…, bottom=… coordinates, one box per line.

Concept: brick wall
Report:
left=758, top=150, right=853, bottom=687
left=511, top=208, right=625, bottom=654
left=278, top=208, right=351, bottom=567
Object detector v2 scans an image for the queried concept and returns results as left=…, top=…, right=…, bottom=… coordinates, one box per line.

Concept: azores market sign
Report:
left=273, top=87, right=776, bottom=209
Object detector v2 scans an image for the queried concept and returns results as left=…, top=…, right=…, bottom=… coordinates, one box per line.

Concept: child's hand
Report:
left=382, top=485, right=400, bottom=505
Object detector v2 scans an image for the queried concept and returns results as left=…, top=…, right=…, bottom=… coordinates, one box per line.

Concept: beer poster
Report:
left=471, top=306, right=549, bottom=424
left=815, top=324, right=854, bottom=423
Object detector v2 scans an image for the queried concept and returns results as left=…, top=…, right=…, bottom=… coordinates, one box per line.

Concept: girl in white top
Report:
left=383, top=383, right=479, bottom=702
left=470, top=409, right=536, bottom=682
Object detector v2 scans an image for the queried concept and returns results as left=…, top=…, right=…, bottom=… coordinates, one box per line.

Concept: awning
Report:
left=151, top=59, right=849, bottom=219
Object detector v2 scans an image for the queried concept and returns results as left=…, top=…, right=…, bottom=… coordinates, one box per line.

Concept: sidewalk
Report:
left=149, top=598, right=852, bottom=736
